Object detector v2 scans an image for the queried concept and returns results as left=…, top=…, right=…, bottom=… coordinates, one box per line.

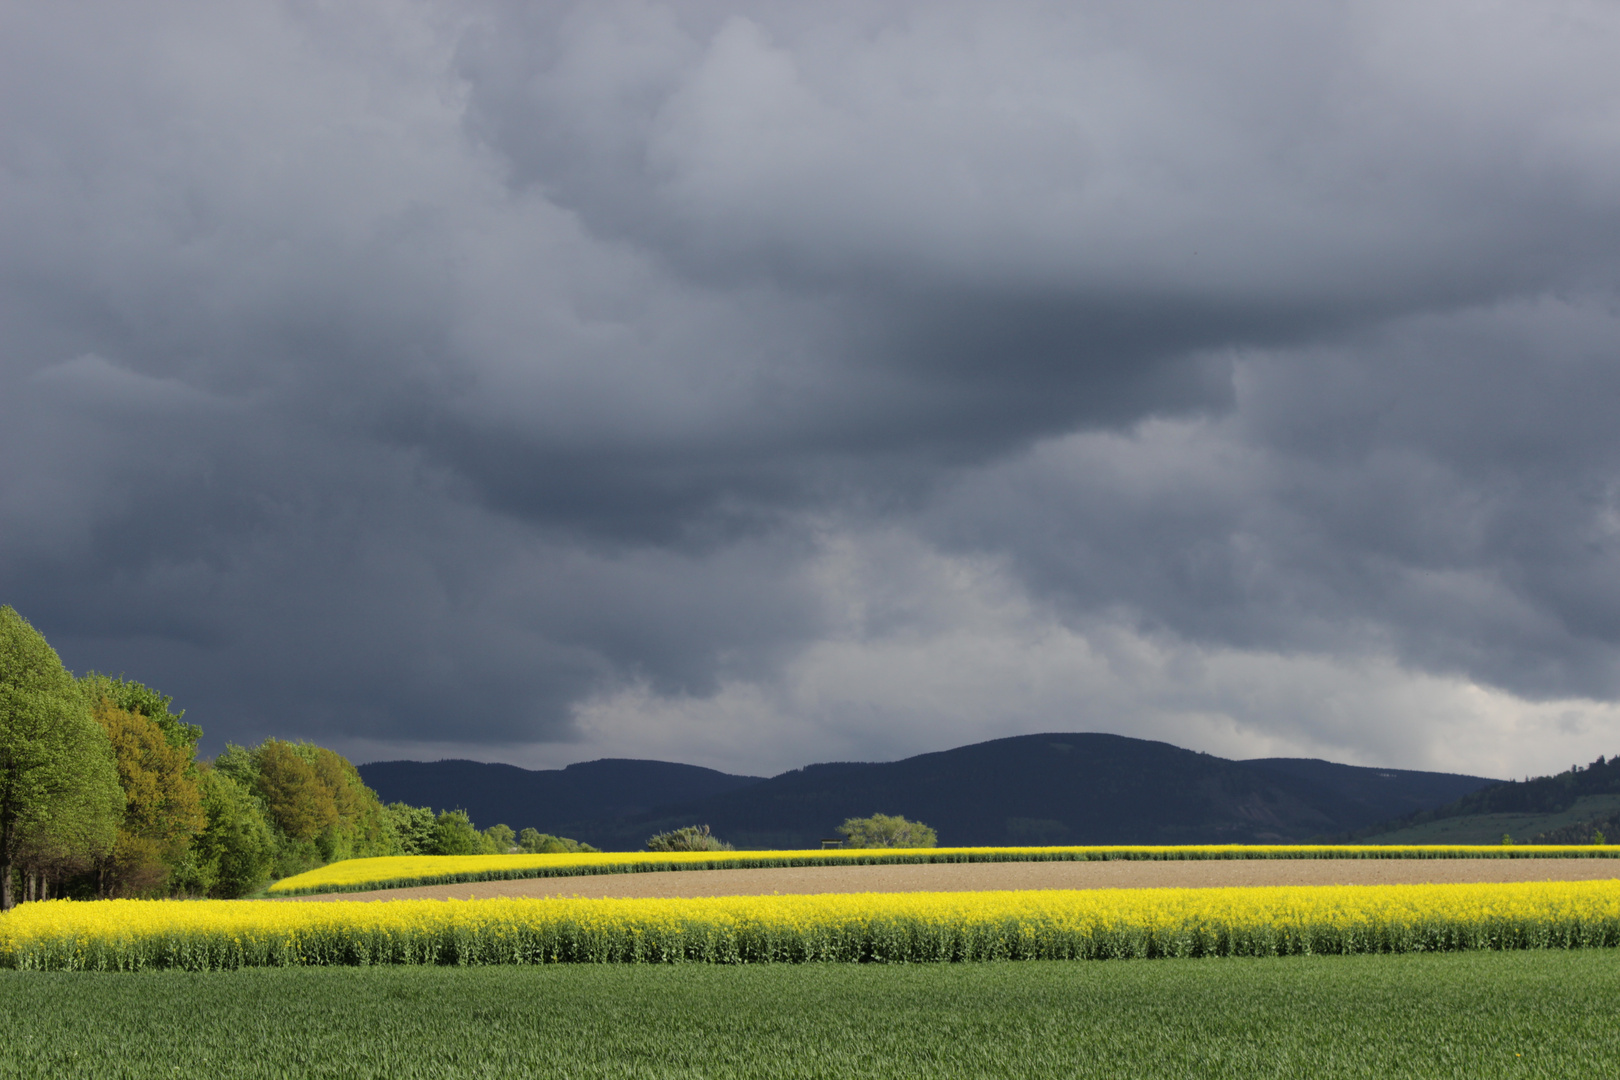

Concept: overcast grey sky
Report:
left=6, top=0, right=1620, bottom=778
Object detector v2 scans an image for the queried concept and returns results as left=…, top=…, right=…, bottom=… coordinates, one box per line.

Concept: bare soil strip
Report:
left=286, top=857, right=1620, bottom=902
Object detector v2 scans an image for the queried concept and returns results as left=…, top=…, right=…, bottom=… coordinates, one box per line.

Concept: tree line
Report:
left=641, top=815, right=936, bottom=851
left=0, top=605, right=589, bottom=909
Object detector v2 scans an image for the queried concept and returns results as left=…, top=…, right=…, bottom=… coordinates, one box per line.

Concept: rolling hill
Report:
left=356, top=758, right=764, bottom=836
left=361, top=733, right=1497, bottom=850
left=562, top=734, right=1495, bottom=849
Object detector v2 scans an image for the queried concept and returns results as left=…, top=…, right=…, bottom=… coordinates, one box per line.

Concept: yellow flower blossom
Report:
left=266, top=844, right=1620, bottom=896
left=5, top=881, right=1619, bottom=971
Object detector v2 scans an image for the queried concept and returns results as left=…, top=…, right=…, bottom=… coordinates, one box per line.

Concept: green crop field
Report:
left=2, top=951, right=1614, bottom=1079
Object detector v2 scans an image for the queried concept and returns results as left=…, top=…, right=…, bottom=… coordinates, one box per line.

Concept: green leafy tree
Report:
left=172, top=767, right=276, bottom=898
left=212, top=743, right=259, bottom=789
left=645, top=824, right=732, bottom=852
left=11, top=714, right=124, bottom=902
left=428, top=809, right=483, bottom=856
left=384, top=803, right=437, bottom=855
left=836, top=813, right=937, bottom=848
left=482, top=823, right=516, bottom=854
left=0, top=606, right=124, bottom=910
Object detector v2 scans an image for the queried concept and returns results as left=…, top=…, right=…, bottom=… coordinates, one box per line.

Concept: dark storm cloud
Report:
left=456, top=3, right=1620, bottom=305
left=3, top=0, right=1620, bottom=770
left=925, top=296, right=1620, bottom=700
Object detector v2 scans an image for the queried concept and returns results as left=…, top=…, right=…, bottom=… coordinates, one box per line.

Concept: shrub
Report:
left=837, top=814, right=937, bottom=848
left=516, top=829, right=598, bottom=854
left=645, top=825, right=732, bottom=852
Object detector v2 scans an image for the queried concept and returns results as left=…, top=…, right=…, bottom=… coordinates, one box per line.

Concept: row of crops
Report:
left=6, top=881, right=1620, bottom=970
left=266, top=843, right=1620, bottom=896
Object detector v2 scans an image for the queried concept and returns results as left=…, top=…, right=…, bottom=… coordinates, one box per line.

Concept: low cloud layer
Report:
left=5, top=1, right=1620, bottom=778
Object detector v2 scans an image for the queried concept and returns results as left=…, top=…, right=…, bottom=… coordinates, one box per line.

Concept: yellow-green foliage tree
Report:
left=90, top=700, right=207, bottom=897
left=0, top=606, right=123, bottom=910
left=255, top=740, right=338, bottom=842
left=78, top=673, right=200, bottom=751
left=220, top=739, right=396, bottom=877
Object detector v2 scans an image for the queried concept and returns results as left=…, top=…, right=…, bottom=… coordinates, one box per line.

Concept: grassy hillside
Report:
left=1355, top=795, right=1620, bottom=845
left=1357, top=755, right=1620, bottom=845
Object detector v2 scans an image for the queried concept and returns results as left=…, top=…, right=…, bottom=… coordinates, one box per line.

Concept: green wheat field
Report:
left=3, top=950, right=1614, bottom=1079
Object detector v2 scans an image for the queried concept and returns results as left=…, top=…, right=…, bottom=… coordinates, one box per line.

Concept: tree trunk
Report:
left=0, top=815, right=12, bottom=911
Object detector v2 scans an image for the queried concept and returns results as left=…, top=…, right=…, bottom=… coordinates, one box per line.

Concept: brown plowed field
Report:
left=287, top=858, right=1620, bottom=902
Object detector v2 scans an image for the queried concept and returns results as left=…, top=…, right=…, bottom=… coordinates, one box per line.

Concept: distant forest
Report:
left=1348, top=751, right=1620, bottom=844
left=0, top=605, right=558, bottom=910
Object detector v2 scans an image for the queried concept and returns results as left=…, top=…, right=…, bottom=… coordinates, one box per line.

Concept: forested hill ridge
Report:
left=578, top=735, right=1495, bottom=849
left=368, top=734, right=1497, bottom=851
left=357, top=759, right=763, bottom=840
left=1352, top=755, right=1620, bottom=844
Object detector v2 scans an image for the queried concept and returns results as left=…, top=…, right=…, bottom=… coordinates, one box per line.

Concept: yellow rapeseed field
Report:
left=6, top=881, right=1620, bottom=970
left=266, top=844, right=1620, bottom=896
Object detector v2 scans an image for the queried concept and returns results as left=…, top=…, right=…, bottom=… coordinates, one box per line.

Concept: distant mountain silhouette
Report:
left=356, top=758, right=764, bottom=835
left=559, top=734, right=1497, bottom=849
left=362, top=733, right=1496, bottom=850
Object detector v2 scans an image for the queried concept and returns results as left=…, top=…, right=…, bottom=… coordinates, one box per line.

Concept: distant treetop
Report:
left=79, top=672, right=202, bottom=750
